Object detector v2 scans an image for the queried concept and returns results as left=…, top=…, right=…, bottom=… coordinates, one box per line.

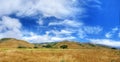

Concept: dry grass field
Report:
left=0, top=48, right=120, bottom=62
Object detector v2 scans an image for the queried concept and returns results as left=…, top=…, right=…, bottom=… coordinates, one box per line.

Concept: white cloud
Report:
left=105, top=27, right=119, bottom=38
left=23, top=32, right=51, bottom=43
left=49, top=19, right=83, bottom=27
left=0, top=0, right=103, bottom=43
left=37, top=19, right=44, bottom=26
left=112, top=27, right=118, bottom=31
left=0, top=16, right=22, bottom=39
left=78, top=29, right=86, bottom=38
left=34, top=0, right=81, bottom=18
left=0, top=16, right=22, bottom=30
left=23, top=31, right=75, bottom=43
left=0, top=0, right=83, bottom=19
left=0, top=0, right=101, bottom=18
left=49, top=19, right=102, bottom=39
left=119, top=32, right=120, bottom=38
left=0, top=0, right=21, bottom=16
left=51, top=36, right=75, bottom=42
left=89, top=39, right=120, bottom=48
left=0, top=16, right=103, bottom=43
left=105, top=32, right=112, bottom=38
left=83, top=26, right=102, bottom=34
left=78, top=26, right=102, bottom=38
left=80, top=0, right=102, bottom=9
left=47, top=29, right=74, bottom=37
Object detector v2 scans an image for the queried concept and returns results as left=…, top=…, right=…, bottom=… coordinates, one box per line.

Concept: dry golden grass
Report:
left=53, top=41, right=109, bottom=49
left=0, top=38, right=34, bottom=48
left=53, top=41, right=81, bottom=49
left=0, top=48, right=119, bottom=62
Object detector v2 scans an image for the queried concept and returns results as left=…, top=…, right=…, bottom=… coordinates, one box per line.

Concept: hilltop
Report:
left=0, top=38, right=34, bottom=48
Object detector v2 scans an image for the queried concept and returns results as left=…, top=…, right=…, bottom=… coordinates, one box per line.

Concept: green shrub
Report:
left=88, top=43, right=96, bottom=47
left=42, top=44, right=52, bottom=48
left=60, top=45, right=68, bottom=49
left=0, top=38, right=11, bottom=42
left=34, top=46, right=38, bottom=48
left=18, top=45, right=26, bottom=48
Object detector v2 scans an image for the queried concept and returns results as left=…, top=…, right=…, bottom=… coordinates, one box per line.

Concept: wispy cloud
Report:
left=105, top=27, right=119, bottom=38
left=105, top=32, right=112, bottom=38
left=78, top=26, right=102, bottom=38
left=49, top=19, right=83, bottom=27
left=119, top=32, right=120, bottom=38
left=83, top=26, right=102, bottom=34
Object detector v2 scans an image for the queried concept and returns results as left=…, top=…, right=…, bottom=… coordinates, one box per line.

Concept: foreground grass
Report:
left=0, top=48, right=120, bottom=62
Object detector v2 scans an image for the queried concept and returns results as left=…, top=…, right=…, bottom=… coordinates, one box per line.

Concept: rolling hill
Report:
left=0, top=38, right=34, bottom=48
left=55, top=41, right=110, bottom=49
left=0, top=38, right=113, bottom=49
left=37, top=40, right=111, bottom=49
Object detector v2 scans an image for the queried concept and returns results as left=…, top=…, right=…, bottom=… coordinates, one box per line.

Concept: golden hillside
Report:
left=53, top=41, right=109, bottom=49
left=0, top=38, right=34, bottom=48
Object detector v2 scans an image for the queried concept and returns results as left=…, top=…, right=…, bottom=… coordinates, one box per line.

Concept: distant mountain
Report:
left=0, top=38, right=34, bottom=48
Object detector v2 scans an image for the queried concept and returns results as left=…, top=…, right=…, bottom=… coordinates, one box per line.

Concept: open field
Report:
left=0, top=48, right=120, bottom=62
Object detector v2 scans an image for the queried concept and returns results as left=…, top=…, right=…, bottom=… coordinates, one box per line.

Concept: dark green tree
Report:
left=17, top=45, right=26, bottom=48
left=42, top=44, right=52, bottom=48
left=60, top=45, right=68, bottom=49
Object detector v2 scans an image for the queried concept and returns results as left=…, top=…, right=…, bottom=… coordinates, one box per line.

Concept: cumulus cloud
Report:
left=0, top=16, right=22, bottom=39
left=89, top=39, right=120, bottom=48
left=0, top=0, right=83, bottom=19
left=0, top=0, right=102, bottom=18
left=0, top=0, right=21, bottom=16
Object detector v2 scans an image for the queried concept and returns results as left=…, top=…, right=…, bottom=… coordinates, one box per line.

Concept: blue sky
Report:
left=0, top=0, right=120, bottom=47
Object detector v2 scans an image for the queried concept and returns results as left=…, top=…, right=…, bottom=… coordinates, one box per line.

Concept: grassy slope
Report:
left=44, top=41, right=111, bottom=49
left=0, top=38, right=34, bottom=48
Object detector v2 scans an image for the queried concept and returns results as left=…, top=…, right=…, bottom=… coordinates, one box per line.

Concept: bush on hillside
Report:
left=60, top=45, right=68, bottom=49
left=18, top=45, right=26, bottom=48
left=42, top=44, right=52, bottom=48
left=0, top=38, right=11, bottom=41
left=34, top=46, right=39, bottom=48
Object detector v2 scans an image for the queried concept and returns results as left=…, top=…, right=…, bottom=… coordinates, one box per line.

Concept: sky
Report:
left=0, top=0, right=120, bottom=48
